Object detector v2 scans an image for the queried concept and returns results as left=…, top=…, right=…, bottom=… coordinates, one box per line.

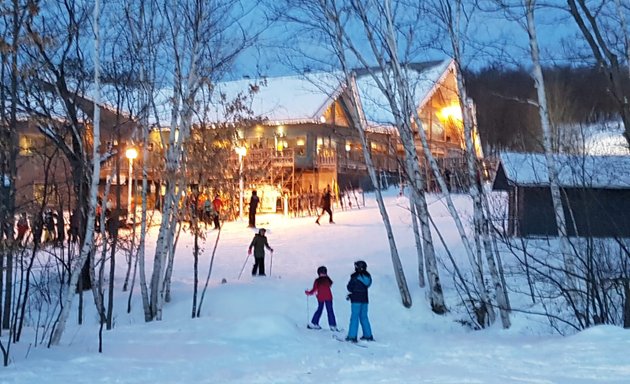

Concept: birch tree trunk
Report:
left=347, top=75, right=412, bottom=308
left=437, top=0, right=510, bottom=328
left=348, top=0, right=446, bottom=312
left=50, top=0, right=102, bottom=345
left=525, top=0, right=577, bottom=291
left=124, top=0, right=154, bottom=321
left=320, top=0, right=413, bottom=308
left=409, top=189, right=425, bottom=287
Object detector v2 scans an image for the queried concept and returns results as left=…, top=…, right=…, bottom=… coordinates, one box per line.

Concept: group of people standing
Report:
left=305, top=261, right=373, bottom=343
left=245, top=224, right=374, bottom=343
left=186, top=193, right=222, bottom=230
left=9, top=208, right=80, bottom=248
left=245, top=185, right=335, bottom=229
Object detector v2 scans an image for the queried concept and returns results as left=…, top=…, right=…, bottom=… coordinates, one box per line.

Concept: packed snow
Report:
left=2, top=190, right=629, bottom=383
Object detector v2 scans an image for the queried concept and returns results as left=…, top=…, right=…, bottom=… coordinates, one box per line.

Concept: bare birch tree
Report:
left=426, top=0, right=511, bottom=328
left=146, top=0, right=265, bottom=321
left=50, top=0, right=102, bottom=345
left=283, top=0, right=444, bottom=310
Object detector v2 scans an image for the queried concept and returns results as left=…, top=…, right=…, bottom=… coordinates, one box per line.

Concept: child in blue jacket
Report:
left=345, top=260, right=373, bottom=342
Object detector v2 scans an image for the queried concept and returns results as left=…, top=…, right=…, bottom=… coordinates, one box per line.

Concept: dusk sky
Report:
left=230, top=1, right=583, bottom=79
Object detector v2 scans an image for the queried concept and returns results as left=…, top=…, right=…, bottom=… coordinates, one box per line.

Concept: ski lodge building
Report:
left=13, top=59, right=479, bottom=216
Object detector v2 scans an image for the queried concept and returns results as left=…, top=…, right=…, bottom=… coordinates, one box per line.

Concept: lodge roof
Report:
left=354, top=59, right=453, bottom=128
left=209, top=71, right=345, bottom=125
left=492, top=152, right=630, bottom=190
left=199, top=59, right=454, bottom=129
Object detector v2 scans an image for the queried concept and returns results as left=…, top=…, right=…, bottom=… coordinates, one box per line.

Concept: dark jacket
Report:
left=321, top=191, right=332, bottom=209
left=347, top=271, right=371, bottom=303
left=249, top=233, right=272, bottom=258
left=249, top=194, right=259, bottom=213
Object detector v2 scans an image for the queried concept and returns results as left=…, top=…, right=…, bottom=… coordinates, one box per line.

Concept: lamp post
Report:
left=125, top=147, right=138, bottom=220
left=235, top=146, right=247, bottom=220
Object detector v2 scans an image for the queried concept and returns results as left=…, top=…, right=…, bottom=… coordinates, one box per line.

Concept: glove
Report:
left=304, top=290, right=310, bottom=295
left=346, top=294, right=351, bottom=301
left=247, top=249, right=252, bottom=255
left=270, top=248, right=274, bottom=253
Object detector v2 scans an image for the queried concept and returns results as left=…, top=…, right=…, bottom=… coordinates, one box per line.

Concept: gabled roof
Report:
left=493, top=152, right=630, bottom=190
left=354, top=59, right=454, bottom=129
left=210, top=72, right=345, bottom=125
left=36, top=59, right=456, bottom=132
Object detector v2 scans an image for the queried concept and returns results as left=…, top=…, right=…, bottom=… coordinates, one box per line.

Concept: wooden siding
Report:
left=517, top=186, right=630, bottom=238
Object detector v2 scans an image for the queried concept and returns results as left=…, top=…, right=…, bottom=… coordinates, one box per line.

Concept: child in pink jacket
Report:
left=305, top=266, right=339, bottom=331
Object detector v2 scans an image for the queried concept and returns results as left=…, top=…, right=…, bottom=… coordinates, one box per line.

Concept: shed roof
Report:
left=493, top=152, right=630, bottom=190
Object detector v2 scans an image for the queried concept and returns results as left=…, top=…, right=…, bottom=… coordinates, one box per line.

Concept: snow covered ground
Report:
left=2, top=190, right=629, bottom=383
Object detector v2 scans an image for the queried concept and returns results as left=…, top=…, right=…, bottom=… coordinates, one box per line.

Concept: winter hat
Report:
left=317, top=266, right=327, bottom=275
left=258, top=228, right=266, bottom=235
left=354, top=260, right=367, bottom=271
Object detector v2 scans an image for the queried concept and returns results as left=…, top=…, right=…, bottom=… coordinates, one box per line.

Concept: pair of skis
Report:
left=305, top=324, right=368, bottom=348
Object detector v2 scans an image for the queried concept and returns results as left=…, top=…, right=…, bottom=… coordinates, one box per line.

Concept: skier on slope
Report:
left=248, top=227, right=273, bottom=276
left=305, top=266, right=340, bottom=331
left=315, top=185, right=334, bottom=225
left=345, top=260, right=374, bottom=342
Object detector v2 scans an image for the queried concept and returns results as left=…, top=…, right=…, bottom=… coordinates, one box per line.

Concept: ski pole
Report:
left=306, top=295, right=310, bottom=325
left=238, top=251, right=251, bottom=280
left=269, top=250, right=273, bottom=277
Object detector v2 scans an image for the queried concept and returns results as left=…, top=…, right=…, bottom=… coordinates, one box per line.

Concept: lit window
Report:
left=19, top=135, right=34, bottom=156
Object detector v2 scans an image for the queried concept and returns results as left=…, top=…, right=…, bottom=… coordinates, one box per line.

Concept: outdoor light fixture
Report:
left=126, top=147, right=138, bottom=220
left=438, top=105, right=463, bottom=121
left=235, top=146, right=247, bottom=220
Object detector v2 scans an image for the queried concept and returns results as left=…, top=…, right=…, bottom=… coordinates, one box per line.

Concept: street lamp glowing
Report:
left=126, top=147, right=138, bottom=160
left=235, top=146, right=247, bottom=220
left=126, top=147, right=138, bottom=220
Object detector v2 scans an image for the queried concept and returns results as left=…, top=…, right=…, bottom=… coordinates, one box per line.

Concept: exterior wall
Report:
left=517, top=186, right=630, bottom=238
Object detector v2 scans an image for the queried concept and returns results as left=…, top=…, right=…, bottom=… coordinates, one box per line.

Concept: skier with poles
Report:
left=305, top=266, right=339, bottom=331
left=247, top=227, right=273, bottom=276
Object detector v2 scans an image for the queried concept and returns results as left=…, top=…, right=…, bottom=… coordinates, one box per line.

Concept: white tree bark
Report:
left=50, top=0, right=102, bottom=345
left=347, top=74, right=412, bottom=308
left=438, top=0, right=510, bottom=328
left=525, top=0, right=577, bottom=289
left=149, top=0, right=203, bottom=320
left=124, top=0, right=154, bottom=321
left=409, top=189, right=425, bottom=287
left=348, top=0, right=446, bottom=312
left=318, top=0, right=412, bottom=307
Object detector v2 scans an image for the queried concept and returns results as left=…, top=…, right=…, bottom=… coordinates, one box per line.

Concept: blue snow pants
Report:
left=311, top=300, right=337, bottom=327
left=347, top=302, right=372, bottom=339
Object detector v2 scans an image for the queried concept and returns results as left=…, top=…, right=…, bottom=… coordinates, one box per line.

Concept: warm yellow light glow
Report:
left=345, top=144, right=351, bottom=152
left=125, top=148, right=138, bottom=160
left=438, top=105, right=463, bottom=121
left=235, top=146, right=247, bottom=157
left=319, top=116, right=326, bottom=123
left=296, top=138, right=305, bottom=146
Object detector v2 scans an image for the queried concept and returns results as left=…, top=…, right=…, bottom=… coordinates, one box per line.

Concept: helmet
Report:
left=354, top=260, right=367, bottom=271
left=317, top=266, right=327, bottom=275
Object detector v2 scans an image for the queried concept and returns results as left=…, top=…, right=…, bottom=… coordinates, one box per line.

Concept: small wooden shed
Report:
left=492, top=152, right=630, bottom=238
